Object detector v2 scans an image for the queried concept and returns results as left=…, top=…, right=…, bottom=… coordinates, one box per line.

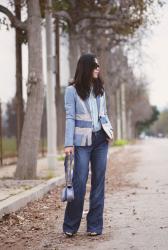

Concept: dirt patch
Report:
left=0, top=145, right=139, bottom=250
left=106, top=147, right=139, bottom=193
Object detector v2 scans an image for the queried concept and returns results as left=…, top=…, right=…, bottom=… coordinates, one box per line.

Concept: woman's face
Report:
left=92, top=58, right=100, bottom=79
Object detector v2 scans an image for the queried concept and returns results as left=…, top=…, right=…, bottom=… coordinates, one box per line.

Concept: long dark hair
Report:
left=69, top=53, right=104, bottom=100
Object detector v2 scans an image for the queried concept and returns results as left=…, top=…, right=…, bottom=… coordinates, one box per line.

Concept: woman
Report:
left=63, top=53, right=113, bottom=237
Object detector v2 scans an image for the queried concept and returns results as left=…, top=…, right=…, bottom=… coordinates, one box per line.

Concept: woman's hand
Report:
left=64, top=146, right=74, bottom=156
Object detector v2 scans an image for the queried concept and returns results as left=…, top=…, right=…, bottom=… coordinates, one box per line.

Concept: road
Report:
left=99, top=138, right=168, bottom=250
left=0, top=138, right=168, bottom=250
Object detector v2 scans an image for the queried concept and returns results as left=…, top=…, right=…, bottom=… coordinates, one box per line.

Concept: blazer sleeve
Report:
left=64, top=86, right=76, bottom=147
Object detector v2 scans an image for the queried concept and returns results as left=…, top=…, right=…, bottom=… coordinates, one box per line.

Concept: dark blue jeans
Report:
left=63, top=129, right=109, bottom=234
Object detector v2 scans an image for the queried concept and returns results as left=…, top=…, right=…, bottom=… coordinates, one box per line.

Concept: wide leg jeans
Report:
left=63, top=129, right=109, bottom=234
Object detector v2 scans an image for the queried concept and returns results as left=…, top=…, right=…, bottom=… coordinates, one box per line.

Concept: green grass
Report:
left=43, top=170, right=56, bottom=180
left=57, top=155, right=65, bottom=161
left=1, top=137, right=48, bottom=158
left=113, top=139, right=128, bottom=147
left=1, top=137, right=17, bottom=158
left=1, top=137, right=66, bottom=163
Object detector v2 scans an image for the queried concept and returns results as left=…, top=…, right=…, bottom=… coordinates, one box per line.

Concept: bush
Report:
left=57, top=155, right=65, bottom=161
left=113, top=139, right=128, bottom=147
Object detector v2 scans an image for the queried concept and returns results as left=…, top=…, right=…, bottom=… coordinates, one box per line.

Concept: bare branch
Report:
left=76, top=14, right=118, bottom=23
left=0, top=4, right=27, bottom=30
left=53, top=10, right=72, bottom=24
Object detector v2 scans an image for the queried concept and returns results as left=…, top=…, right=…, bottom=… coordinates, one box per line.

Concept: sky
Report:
left=140, top=3, right=168, bottom=110
left=0, top=0, right=69, bottom=107
left=0, top=2, right=168, bottom=110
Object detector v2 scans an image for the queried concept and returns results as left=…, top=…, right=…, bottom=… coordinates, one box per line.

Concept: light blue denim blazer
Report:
left=64, top=85, right=113, bottom=147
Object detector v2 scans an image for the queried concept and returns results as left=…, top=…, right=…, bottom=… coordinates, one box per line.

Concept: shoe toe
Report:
left=64, top=232, right=76, bottom=237
left=87, top=232, right=99, bottom=236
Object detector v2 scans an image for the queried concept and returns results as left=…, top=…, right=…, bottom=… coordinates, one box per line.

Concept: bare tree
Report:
left=0, top=1, right=44, bottom=179
left=51, top=0, right=163, bottom=123
left=126, top=78, right=152, bottom=137
left=150, top=108, right=168, bottom=136
left=15, top=1, right=44, bottom=179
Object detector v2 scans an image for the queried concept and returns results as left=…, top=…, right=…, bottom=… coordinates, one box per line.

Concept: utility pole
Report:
left=55, top=17, right=60, bottom=95
left=121, top=83, right=127, bottom=140
left=55, top=16, right=60, bottom=149
left=45, top=0, right=57, bottom=170
left=116, top=87, right=121, bottom=140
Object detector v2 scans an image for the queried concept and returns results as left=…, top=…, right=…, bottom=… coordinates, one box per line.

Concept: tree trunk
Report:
left=69, top=29, right=80, bottom=78
left=14, top=0, right=24, bottom=149
left=127, top=109, right=133, bottom=140
left=121, top=83, right=127, bottom=139
left=116, top=87, right=122, bottom=140
left=98, top=44, right=114, bottom=122
left=15, top=0, right=44, bottom=179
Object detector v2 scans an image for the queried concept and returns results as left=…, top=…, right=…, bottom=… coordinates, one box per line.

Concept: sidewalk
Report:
left=1, top=140, right=168, bottom=249
left=0, top=155, right=65, bottom=218
left=0, top=146, right=120, bottom=218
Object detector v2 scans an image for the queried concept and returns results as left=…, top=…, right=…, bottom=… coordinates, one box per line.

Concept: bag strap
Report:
left=64, top=153, right=74, bottom=187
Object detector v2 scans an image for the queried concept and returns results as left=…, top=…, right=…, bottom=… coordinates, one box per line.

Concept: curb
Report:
left=0, top=175, right=64, bottom=219
left=0, top=145, right=126, bottom=219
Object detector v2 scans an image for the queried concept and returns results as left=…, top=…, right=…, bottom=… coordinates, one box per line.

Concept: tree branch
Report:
left=75, top=14, right=118, bottom=23
left=0, top=4, right=27, bottom=30
left=53, top=10, right=72, bottom=25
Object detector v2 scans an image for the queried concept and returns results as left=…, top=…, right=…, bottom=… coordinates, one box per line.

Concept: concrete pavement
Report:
left=0, top=156, right=65, bottom=218
left=0, top=146, right=120, bottom=219
left=62, top=138, right=168, bottom=250
left=100, top=138, right=168, bottom=250
left=0, top=139, right=167, bottom=249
